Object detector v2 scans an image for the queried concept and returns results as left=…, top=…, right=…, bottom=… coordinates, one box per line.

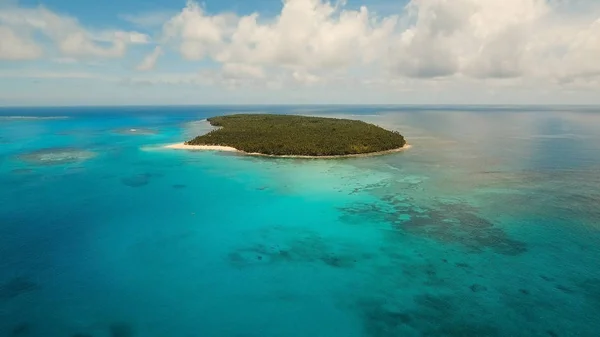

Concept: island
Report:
left=166, top=114, right=408, bottom=158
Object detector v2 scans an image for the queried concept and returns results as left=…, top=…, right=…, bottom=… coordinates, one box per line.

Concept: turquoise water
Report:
left=1, top=106, right=600, bottom=337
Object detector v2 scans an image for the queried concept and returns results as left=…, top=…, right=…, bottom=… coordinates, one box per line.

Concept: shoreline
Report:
left=164, top=143, right=239, bottom=152
left=164, top=142, right=411, bottom=159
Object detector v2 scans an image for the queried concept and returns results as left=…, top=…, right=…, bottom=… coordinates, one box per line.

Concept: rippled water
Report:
left=1, top=106, right=600, bottom=337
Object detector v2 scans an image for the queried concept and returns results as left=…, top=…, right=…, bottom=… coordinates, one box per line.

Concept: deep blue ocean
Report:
left=1, top=106, right=600, bottom=337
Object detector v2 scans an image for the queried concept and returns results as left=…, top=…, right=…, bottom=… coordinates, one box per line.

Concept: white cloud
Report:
left=553, top=17, right=600, bottom=83
left=0, top=25, right=42, bottom=60
left=121, top=72, right=204, bottom=86
left=0, top=70, right=110, bottom=79
left=222, top=63, right=265, bottom=79
left=153, top=0, right=600, bottom=88
left=137, top=46, right=163, bottom=71
left=198, top=0, right=395, bottom=71
left=2, top=0, right=600, bottom=101
left=52, top=57, right=78, bottom=64
left=162, top=1, right=232, bottom=60
left=0, top=5, right=148, bottom=59
left=389, top=0, right=600, bottom=83
left=292, top=70, right=321, bottom=84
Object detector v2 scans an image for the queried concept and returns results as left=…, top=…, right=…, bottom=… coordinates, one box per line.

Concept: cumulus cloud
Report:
left=553, top=17, right=600, bottom=83
left=221, top=63, right=265, bottom=79
left=389, top=0, right=552, bottom=79
left=52, top=57, right=78, bottom=64
left=2, top=0, right=600, bottom=92
left=162, top=0, right=396, bottom=72
left=0, top=70, right=109, bottom=79
left=292, top=70, right=322, bottom=84
left=0, top=5, right=148, bottom=58
left=0, top=25, right=42, bottom=60
left=137, top=46, right=163, bottom=71
left=153, top=0, right=600, bottom=87
left=162, top=1, right=233, bottom=60
left=389, top=0, right=600, bottom=83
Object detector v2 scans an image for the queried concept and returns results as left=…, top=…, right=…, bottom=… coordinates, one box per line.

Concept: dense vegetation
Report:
left=185, top=114, right=406, bottom=156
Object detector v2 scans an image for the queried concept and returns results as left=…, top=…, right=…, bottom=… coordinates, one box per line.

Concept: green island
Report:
left=185, top=114, right=407, bottom=157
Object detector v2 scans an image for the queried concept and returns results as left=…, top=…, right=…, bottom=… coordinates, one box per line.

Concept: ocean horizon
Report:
left=2, top=105, right=600, bottom=337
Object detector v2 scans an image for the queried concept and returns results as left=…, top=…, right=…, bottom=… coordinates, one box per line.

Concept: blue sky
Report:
left=14, top=0, right=408, bottom=23
left=1, top=0, right=600, bottom=106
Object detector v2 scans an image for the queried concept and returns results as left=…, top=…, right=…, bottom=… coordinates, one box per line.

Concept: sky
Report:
left=0, top=0, right=600, bottom=106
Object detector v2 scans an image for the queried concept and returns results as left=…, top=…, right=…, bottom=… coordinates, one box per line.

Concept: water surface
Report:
left=1, top=106, right=599, bottom=337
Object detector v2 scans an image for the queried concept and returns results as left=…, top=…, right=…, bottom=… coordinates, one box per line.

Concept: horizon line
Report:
left=2, top=104, right=600, bottom=109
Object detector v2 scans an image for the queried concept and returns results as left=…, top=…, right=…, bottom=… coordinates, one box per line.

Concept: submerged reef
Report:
left=18, top=148, right=95, bottom=166
left=10, top=168, right=35, bottom=175
left=120, top=173, right=162, bottom=187
left=109, top=322, right=134, bottom=337
left=121, top=174, right=151, bottom=187
left=227, top=228, right=370, bottom=269
left=340, top=198, right=527, bottom=256
left=358, top=293, right=502, bottom=337
left=0, top=277, right=38, bottom=300
left=114, top=128, right=158, bottom=136
left=10, top=322, right=31, bottom=336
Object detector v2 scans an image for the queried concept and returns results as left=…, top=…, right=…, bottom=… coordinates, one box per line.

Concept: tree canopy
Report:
left=185, top=114, right=406, bottom=156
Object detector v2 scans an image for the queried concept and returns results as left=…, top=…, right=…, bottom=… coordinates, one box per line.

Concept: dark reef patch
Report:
left=578, top=278, right=600, bottom=308
left=555, top=285, right=574, bottom=294
left=414, top=294, right=455, bottom=313
left=10, top=168, right=35, bottom=175
left=423, top=324, right=500, bottom=337
left=228, top=243, right=359, bottom=269
left=400, top=261, right=445, bottom=287
left=455, top=262, right=471, bottom=269
left=540, top=275, right=555, bottom=282
left=121, top=174, right=153, bottom=187
left=500, top=286, right=561, bottom=328
left=227, top=228, right=369, bottom=269
left=470, top=284, right=488, bottom=293
left=0, top=277, right=38, bottom=300
left=65, top=166, right=86, bottom=174
left=356, top=294, right=500, bottom=337
left=109, top=322, right=134, bottom=337
left=357, top=298, right=414, bottom=337
left=339, top=198, right=527, bottom=256
left=172, top=184, right=187, bottom=189
left=10, top=323, right=31, bottom=336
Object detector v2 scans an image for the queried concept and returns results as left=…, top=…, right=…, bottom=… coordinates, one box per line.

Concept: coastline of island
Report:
left=163, top=114, right=409, bottom=159
left=164, top=143, right=239, bottom=152
left=164, top=142, right=411, bottom=159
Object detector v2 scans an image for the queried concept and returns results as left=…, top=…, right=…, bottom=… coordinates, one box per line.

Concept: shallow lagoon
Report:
left=1, top=106, right=600, bottom=337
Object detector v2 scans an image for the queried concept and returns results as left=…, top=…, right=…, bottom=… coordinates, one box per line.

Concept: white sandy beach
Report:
left=164, top=143, right=240, bottom=152
left=164, top=142, right=411, bottom=158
